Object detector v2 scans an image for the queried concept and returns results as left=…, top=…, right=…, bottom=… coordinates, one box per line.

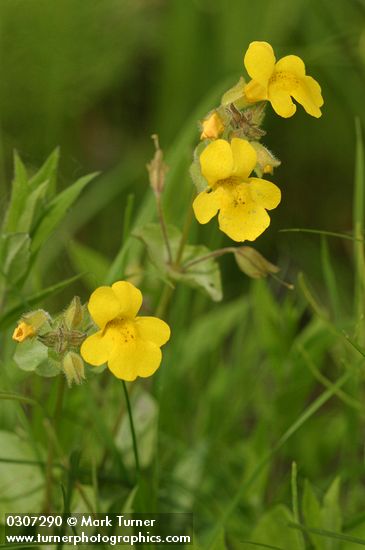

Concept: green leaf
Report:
left=209, top=529, right=227, bottom=550
left=31, top=172, right=98, bottom=254
left=0, top=431, right=44, bottom=515
left=17, top=180, right=48, bottom=233
left=116, top=389, right=158, bottom=469
left=302, top=480, right=325, bottom=550
left=13, top=339, right=48, bottom=372
left=29, top=147, right=60, bottom=196
left=248, top=505, right=301, bottom=550
left=134, top=222, right=222, bottom=301
left=2, top=152, right=28, bottom=233
left=68, top=240, right=109, bottom=290
left=322, top=478, right=342, bottom=550
left=0, top=233, right=31, bottom=283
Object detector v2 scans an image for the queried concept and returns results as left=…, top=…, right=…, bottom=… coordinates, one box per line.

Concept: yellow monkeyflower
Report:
left=244, top=41, right=323, bottom=118
left=12, top=322, right=36, bottom=342
left=80, top=281, right=170, bottom=381
left=193, top=138, right=281, bottom=242
left=200, top=111, right=224, bottom=140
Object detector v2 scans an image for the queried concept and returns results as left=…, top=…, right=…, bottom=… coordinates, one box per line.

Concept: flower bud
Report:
left=62, top=351, right=85, bottom=387
left=12, top=322, right=36, bottom=343
left=251, top=142, right=281, bottom=177
left=234, top=247, right=279, bottom=279
left=64, top=296, right=83, bottom=329
left=12, top=309, right=50, bottom=342
left=147, top=134, right=168, bottom=196
left=200, top=111, right=225, bottom=140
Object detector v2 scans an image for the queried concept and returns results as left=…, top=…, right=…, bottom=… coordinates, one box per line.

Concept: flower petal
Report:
left=81, top=330, right=116, bottom=366
left=88, top=286, right=121, bottom=329
left=193, top=187, right=223, bottom=224
left=200, top=139, right=233, bottom=186
left=291, top=75, right=323, bottom=118
left=249, top=178, right=281, bottom=210
left=244, top=80, right=268, bottom=102
left=111, top=281, right=143, bottom=318
left=136, top=316, right=171, bottom=347
left=275, top=55, right=306, bottom=76
left=244, top=41, right=275, bottom=85
left=218, top=190, right=270, bottom=242
left=268, top=86, right=296, bottom=118
left=231, top=138, right=257, bottom=180
left=108, top=340, right=162, bottom=381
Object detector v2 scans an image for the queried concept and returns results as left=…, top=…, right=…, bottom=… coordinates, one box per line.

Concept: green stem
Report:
left=43, top=375, right=66, bottom=512
left=156, top=194, right=173, bottom=265
left=122, top=381, right=140, bottom=479
left=181, top=247, right=235, bottom=270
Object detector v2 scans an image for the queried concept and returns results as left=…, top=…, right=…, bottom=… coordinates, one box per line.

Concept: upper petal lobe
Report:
left=88, top=286, right=121, bottom=329
left=200, top=140, right=233, bottom=186
left=244, top=41, right=276, bottom=85
left=112, top=281, right=143, bottom=318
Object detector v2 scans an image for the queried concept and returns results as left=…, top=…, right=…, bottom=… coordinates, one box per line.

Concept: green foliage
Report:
left=134, top=222, right=222, bottom=301
left=246, top=505, right=301, bottom=550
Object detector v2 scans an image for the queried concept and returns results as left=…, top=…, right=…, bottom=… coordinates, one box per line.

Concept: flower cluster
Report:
left=192, top=41, right=323, bottom=242
left=11, top=40, right=322, bottom=388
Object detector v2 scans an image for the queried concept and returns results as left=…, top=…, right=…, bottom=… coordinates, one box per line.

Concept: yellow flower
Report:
left=80, top=281, right=170, bottom=381
left=193, top=138, right=281, bottom=242
left=200, top=111, right=224, bottom=140
left=243, top=41, right=323, bottom=118
left=12, top=321, right=36, bottom=342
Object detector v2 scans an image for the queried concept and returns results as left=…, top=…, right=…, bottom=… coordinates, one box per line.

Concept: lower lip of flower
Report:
left=106, top=318, right=137, bottom=344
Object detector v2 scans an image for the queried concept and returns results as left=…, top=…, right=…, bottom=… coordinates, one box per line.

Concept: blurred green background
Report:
left=1, top=1, right=365, bottom=547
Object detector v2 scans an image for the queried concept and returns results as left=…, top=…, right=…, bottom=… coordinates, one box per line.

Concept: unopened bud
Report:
left=251, top=142, right=281, bottom=177
left=147, top=134, right=168, bottom=195
left=64, top=296, right=83, bottom=329
left=62, top=351, right=85, bottom=387
left=200, top=111, right=225, bottom=140
left=234, top=247, right=280, bottom=279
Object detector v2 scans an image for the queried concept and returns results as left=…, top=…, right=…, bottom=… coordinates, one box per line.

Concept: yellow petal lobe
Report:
left=88, top=286, right=121, bottom=329
left=80, top=329, right=116, bottom=366
left=111, top=281, right=143, bottom=318
left=200, top=139, right=233, bottom=186
left=268, top=86, right=297, bottom=118
left=291, top=75, right=323, bottom=118
left=136, top=317, right=171, bottom=347
left=218, top=200, right=270, bottom=242
left=244, top=41, right=275, bottom=85
left=193, top=188, right=223, bottom=224
left=108, top=340, right=162, bottom=381
left=275, top=55, right=306, bottom=76
left=231, top=138, right=257, bottom=180
left=249, top=178, right=281, bottom=210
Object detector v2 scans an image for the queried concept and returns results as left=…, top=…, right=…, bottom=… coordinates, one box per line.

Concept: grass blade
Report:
left=289, top=522, right=365, bottom=546
left=0, top=273, right=84, bottom=329
left=353, top=117, right=365, bottom=344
